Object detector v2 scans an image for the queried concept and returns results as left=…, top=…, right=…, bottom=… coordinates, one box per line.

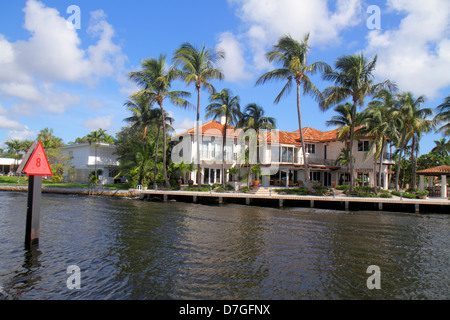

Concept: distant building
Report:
left=0, top=158, right=21, bottom=175
left=60, top=143, right=120, bottom=184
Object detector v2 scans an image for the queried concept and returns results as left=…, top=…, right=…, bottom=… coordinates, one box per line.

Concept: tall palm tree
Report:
left=239, top=103, right=276, bottom=187
left=151, top=109, right=174, bottom=189
left=365, top=89, right=399, bottom=191
left=326, top=102, right=366, bottom=144
left=431, top=138, right=450, bottom=157
left=86, top=129, right=107, bottom=182
left=124, top=94, right=154, bottom=141
left=129, top=54, right=192, bottom=188
left=395, top=92, right=433, bottom=190
left=320, top=53, right=396, bottom=191
left=173, top=42, right=225, bottom=186
left=434, top=94, right=450, bottom=136
left=205, top=88, right=240, bottom=187
left=256, top=33, right=331, bottom=193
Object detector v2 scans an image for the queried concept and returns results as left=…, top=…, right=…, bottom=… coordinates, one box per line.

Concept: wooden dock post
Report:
left=279, top=199, right=283, bottom=207
left=218, top=196, right=223, bottom=204
left=415, top=204, right=420, bottom=214
left=345, top=201, right=350, bottom=211
left=193, top=195, right=197, bottom=203
left=246, top=197, right=250, bottom=205
left=163, top=194, right=168, bottom=202
left=310, top=200, right=314, bottom=208
left=378, top=202, right=383, bottom=211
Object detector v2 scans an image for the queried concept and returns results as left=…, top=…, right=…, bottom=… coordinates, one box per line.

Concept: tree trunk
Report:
left=153, top=124, right=161, bottom=189
left=395, top=139, right=406, bottom=191
left=411, top=135, right=416, bottom=189
left=378, top=143, right=384, bottom=190
left=160, top=103, right=170, bottom=188
left=196, top=87, right=201, bottom=186
left=297, top=82, right=314, bottom=193
left=222, top=110, right=227, bottom=188
left=348, top=100, right=357, bottom=192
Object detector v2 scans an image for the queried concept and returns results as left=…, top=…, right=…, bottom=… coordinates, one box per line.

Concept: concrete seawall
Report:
left=0, top=185, right=137, bottom=197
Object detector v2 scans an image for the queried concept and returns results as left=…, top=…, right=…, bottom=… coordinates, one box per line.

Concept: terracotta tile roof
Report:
left=416, top=166, right=450, bottom=175
left=172, top=120, right=242, bottom=138
left=173, top=122, right=369, bottom=145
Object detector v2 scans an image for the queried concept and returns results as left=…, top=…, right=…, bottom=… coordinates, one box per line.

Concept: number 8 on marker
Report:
left=36, top=158, right=41, bottom=167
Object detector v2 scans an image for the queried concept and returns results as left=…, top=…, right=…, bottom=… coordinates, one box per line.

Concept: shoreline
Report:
left=1, top=184, right=449, bottom=213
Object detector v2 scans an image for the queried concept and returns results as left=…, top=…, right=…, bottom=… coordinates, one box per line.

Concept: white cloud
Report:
left=7, top=126, right=35, bottom=141
left=83, top=115, right=114, bottom=132
left=0, top=0, right=127, bottom=115
left=216, top=32, right=252, bottom=83
left=0, top=104, right=25, bottom=130
left=222, top=0, right=363, bottom=80
left=173, top=117, right=195, bottom=135
left=365, top=0, right=450, bottom=98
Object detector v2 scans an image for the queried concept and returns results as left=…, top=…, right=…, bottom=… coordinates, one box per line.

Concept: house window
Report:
left=305, top=144, right=316, bottom=154
left=310, top=171, right=321, bottom=182
left=281, top=147, right=293, bottom=163
left=358, top=141, right=370, bottom=152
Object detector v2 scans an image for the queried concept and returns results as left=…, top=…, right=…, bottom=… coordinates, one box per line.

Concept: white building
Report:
left=0, top=158, right=21, bottom=175
left=171, top=118, right=395, bottom=189
left=60, top=143, right=120, bottom=184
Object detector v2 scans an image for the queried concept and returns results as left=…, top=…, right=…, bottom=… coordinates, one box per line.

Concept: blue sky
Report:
left=0, top=0, right=449, bottom=154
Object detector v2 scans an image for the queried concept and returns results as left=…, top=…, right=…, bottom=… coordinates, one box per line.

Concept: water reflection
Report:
left=0, top=192, right=448, bottom=300
left=1, top=246, right=42, bottom=299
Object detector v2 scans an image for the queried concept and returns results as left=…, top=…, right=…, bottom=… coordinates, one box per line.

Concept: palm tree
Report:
left=173, top=42, right=225, bottom=186
left=365, top=89, right=399, bottom=191
left=434, top=94, right=450, bottom=136
left=86, top=129, right=107, bottom=183
left=205, top=88, right=240, bottom=187
left=431, top=138, right=450, bottom=157
left=151, top=108, right=174, bottom=189
left=326, top=102, right=366, bottom=145
left=37, top=128, right=64, bottom=149
left=124, top=94, right=154, bottom=141
left=335, top=146, right=353, bottom=185
left=320, top=53, right=396, bottom=192
left=129, top=54, right=192, bottom=188
left=239, top=103, right=276, bottom=187
left=395, top=92, right=433, bottom=190
left=256, top=33, right=331, bottom=193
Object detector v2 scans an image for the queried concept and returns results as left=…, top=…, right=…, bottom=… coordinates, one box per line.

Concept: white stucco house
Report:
left=60, top=143, right=121, bottom=184
left=0, top=158, right=21, bottom=175
left=171, top=117, right=395, bottom=189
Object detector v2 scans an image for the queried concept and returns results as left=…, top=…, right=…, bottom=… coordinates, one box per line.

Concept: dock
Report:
left=131, top=188, right=450, bottom=214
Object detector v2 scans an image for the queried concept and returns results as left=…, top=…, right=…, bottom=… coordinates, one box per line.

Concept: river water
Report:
left=0, top=191, right=448, bottom=300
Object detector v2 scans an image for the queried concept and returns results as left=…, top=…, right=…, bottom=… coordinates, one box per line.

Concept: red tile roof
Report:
left=416, top=166, right=450, bottom=175
left=173, top=121, right=369, bottom=145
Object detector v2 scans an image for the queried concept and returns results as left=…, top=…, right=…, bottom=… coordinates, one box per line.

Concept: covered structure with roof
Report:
left=417, top=166, right=450, bottom=199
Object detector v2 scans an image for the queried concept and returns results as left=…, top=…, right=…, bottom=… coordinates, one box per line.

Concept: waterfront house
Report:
left=171, top=117, right=395, bottom=188
left=0, top=158, right=21, bottom=175
left=60, top=143, right=120, bottom=184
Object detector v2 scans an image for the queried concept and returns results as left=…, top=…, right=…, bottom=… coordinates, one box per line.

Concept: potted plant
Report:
left=416, top=189, right=428, bottom=199
left=251, top=164, right=261, bottom=187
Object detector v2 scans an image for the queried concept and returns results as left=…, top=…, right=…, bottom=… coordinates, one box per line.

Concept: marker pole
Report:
left=25, top=175, right=43, bottom=248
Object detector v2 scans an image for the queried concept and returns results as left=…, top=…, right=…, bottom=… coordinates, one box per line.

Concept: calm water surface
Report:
left=0, top=191, right=448, bottom=300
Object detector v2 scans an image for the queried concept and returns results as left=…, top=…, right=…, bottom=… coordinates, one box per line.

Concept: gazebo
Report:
left=417, top=166, right=450, bottom=199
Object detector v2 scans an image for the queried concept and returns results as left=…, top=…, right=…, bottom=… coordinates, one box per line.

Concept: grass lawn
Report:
left=0, top=176, right=129, bottom=190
